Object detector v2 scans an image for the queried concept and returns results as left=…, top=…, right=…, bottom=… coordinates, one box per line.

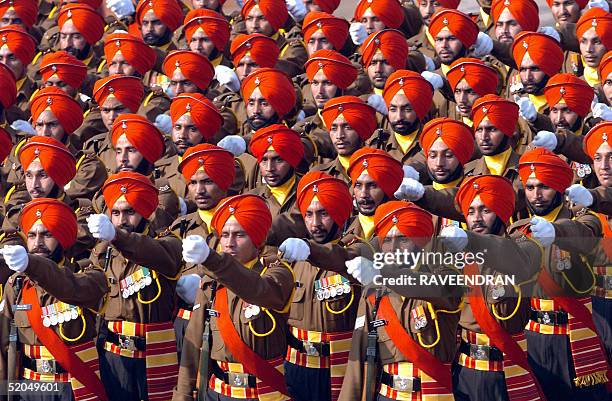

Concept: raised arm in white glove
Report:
left=532, top=131, right=558, bottom=151
left=86, top=214, right=116, bottom=241
left=421, top=71, right=444, bottom=90
left=424, top=55, right=436, bottom=72
left=367, top=94, right=388, bottom=116
left=106, top=0, right=135, bottom=19
left=179, top=197, right=188, bottom=216
left=592, top=103, right=612, bottom=121
left=394, top=178, right=425, bottom=201
left=10, top=119, right=35, bottom=135
left=214, top=65, right=241, bottom=93
left=217, top=135, right=246, bottom=157
left=286, top=0, right=307, bottom=21
left=1, top=245, right=29, bottom=272
left=154, top=114, right=172, bottom=136
left=182, top=235, right=210, bottom=264
left=345, top=256, right=376, bottom=286
left=565, top=184, right=594, bottom=207
left=279, top=238, right=310, bottom=262
left=587, top=0, right=610, bottom=11
left=440, top=225, right=468, bottom=252
left=349, top=22, right=367, bottom=46
left=538, top=26, right=561, bottom=42
left=514, top=96, right=538, bottom=122
left=472, top=32, right=493, bottom=58
left=530, top=216, right=555, bottom=247
left=176, top=274, right=201, bottom=305
left=402, top=165, right=420, bottom=181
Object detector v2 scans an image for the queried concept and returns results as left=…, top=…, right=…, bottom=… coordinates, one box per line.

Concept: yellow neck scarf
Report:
left=268, top=174, right=296, bottom=206
left=484, top=147, right=512, bottom=176
left=197, top=207, right=216, bottom=232
left=433, top=176, right=462, bottom=190
left=358, top=213, right=375, bottom=239
left=394, top=130, right=418, bottom=154
left=528, top=93, right=548, bottom=113
left=338, top=155, right=351, bottom=172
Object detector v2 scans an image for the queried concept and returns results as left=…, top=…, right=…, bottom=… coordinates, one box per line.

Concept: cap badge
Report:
left=399, top=78, right=404, bottom=86
left=67, top=10, right=72, bottom=18
left=482, top=106, right=488, bottom=114
left=186, top=103, right=191, bottom=112
left=560, top=87, right=566, bottom=95
left=593, top=19, right=598, bottom=27
left=228, top=205, right=235, bottom=214
left=392, top=215, right=398, bottom=224
left=436, top=127, right=442, bottom=137
left=254, top=77, right=260, bottom=86
left=198, top=157, right=204, bottom=164
left=148, top=1, right=153, bottom=6
left=46, top=96, right=52, bottom=105
left=338, top=105, right=343, bottom=112
left=603, top=133, right=608, bottom=141
left=313, top=184, right=319, bottom=193
left=473, top=182, right=479, bottom=190
left=120, top=185, right=127, bottom=193
left=175, top=60, right=180, bottom=68
left=362, top=159, right=368, bottom=168
left=316, top=21, right=322, bottom=28
left=115, top=40, right=121, bottom=48
left=34, top=148, right=40, bottom=156
left=530, top=164, right=535, bottom=171
left=51, top=65, right=57, bottom=72
left=504, top=0, right=510, bottom=5
left=318, top=61, right=324, bottom=69
left=522, top=40, right=528, bottom=49
left=108, top=86, right=114, bottom=93
left=36, top=209, right=42, bottom=218
left=1, top=36, right=6, bottom=43
left=460, top=65, right=465, bottom=72
left=267, top=136, right=273, bottom=144
left=122, top=121, right=127, bottom=129
left=245, top=41, right=252, bottom=48
left=197, top=18, right=202, bottom=25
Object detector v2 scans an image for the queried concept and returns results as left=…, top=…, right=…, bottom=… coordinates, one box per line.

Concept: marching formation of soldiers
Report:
left=0, top=0, right=611, bottom=400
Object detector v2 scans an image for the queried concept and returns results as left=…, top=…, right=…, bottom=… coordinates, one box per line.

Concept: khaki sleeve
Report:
left=65, top=153, right=108, bottom=200
left=112, top=229, right=182, bottom=277
left=338, top=294, right=369, bottom=401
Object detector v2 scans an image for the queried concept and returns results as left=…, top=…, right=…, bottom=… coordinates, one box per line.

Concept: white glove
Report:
left=217, top=135, right=246, bottom=157
left=214, top=65, right=241, bottom=93
left=367, top=94, right=388, bottom=116
left=86, top=214, right=116, bottom=241
left=472, top=32, right=493, bottom=58
left=349, top=22, right=367, bottom=46
left=10, top=119, right=35, bottom=135
left=154, top=114, right=172, bottom=136
left=565, top=184, right=594, bottom=207
left=538, top=26, right=561, bottom=42
left=179, top=197, right=187, bottom=216
left=514, top=96, right=538, bottom=123
left=176, top=274, right=201, bottom=305
left=182, top=235, right=210, bottom=264
left=440, top=225, right=468, bottom=252
left=402, top=165, right=420, bottom=181
left=106, top=0, right=135, bottom=18
left=532, top=131, right=558, bottom=151
left=345, top=256, right=377, bottom=286
left=0, top=245, right=28, bottom=272
left=279, top=238, right=310, bottom=262
left=235, top=0, right=244, bottom=7
left=424, top=55, right=436, bottom=72
left=587, top=0, right=610, bottom=11
left=592, top=103, right=612, bottom=121
left=529, top=216, right=555, bottom=247
left=295, top=110, right=306, bottom=123
left=421, top=71, right=444, bottom=90
left=394, top=178, right=425, bottom=201
left=285, top=0, right=307, bottom=21
left=79, top=93, right=91, bottom=103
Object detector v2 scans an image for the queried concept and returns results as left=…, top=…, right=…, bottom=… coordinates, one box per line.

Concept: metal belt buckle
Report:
left=228, top=372, right=250, bottom=388
left=302, top=341, right=320, bottom=357
left=539, top=312, right=553, bottom=325
left=605, top=275, right=612, bottom=290
left=118, top=335, right=138, bottom=351
left=36, top=359, right=57, bottom=374
left=393, top=375, right=415, bottom=392
left=469, top=344, right=490, bottom=361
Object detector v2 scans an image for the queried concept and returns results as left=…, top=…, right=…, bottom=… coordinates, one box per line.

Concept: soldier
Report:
left=0, top=58, right=15, bottom=126
left=547, top=0, right=586, bottom=23
left=353, top=0, right=423, bottom=39
left=417, top=0, right=459, bottom=26
left=599, top=50, right=612, bottom=105
left=0, top=198, right=109, bottom=400
left=134, top=0, right=182, bottom=50
left=173, top=194, right=295, bottom=400
left=180, top=9, right=231, bottom=63
left=101, top=32, right=157, bottom=78
left=428, top=9, right=480, bottom=74
left=88, top=171, right=183, bottom=401
left=490, top=0, right=539, bottom=45
left=55, top=4, right=104, bottom=66
left=302, top=11, right=351, bottom=57
left=576, top=7, right=612, bottom=87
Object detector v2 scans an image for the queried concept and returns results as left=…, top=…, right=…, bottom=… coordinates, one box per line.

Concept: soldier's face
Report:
left=426, top=138, right=461, bottom=183
left=44, top=75, right=77, bottom=97
left=367, top=53, right=396, bottom=90
left=0, top=8, right=23, bottom=27
left=329, top=115, right=362, bottom=156
left=189, top=29, right=216, bottom=58
left=59, top=21, right=89, bottom=60
left=115, top=134, right=145, bottom=172
left=307, top=30, right=334, bottom=56
left=550, top=0, right=580, bottom=23
left=304, top=200, right=337, bottom=243
left=418, top=0, right=442, bottom=26
left=259, top=150, right=293, bottom=187
left=519, top=54, right=549, bottom=95
left=360, top=8, right=386, bottom=36
left=388, top=93, right=419, bottom=135
left=35, top=110, right=67, bottom=142
left=169, top=70, right=200, bottom=97
left=466, top=197, right=499, bottom=234
left=25, top=160, right=58, bottom=199
left=604, top=72, right=612, bottom=105
left=434, top=30, right=465, bottom=65
left=453, top=80, right=480, bottom=117
left=191, top=0, right=220, bottom=10
left=141, top=11, right=170, bottom=46
left=580, top=28, right=607, bottom=68
left=188, top=170, right=227, bottom=210
left=100, top=97, right=129, bottom=131
left=109, top=52, right=137, bottom=76
left=381, top=228, right=418, bottom=253
left=550, top=103, right=580, bottom=131
left=220, top=218, right=258, bottom=264
left=353, top=173, right=385, bottom=216
left=173, top=114, right=204, bottom=155
left=475, top=119, right=507, bottom=156
left=111, top=199, right=145, bottom=233
left=245, top=7, right=274, bottom=37
left=246, top=89, right=279, bottom=130
left=27, top=223, right=60, bottom=258
left=525, top=177, right=558, bottom=216
left=304, top=0, right=321, bottom=12
left=235, top=55, right=260, bottom=82
left=311, top=69, right=339, bottom=110
left=594, top=142, right=612, bottom=187
left=0, top=46, right=24, bottom=80
left=494, top=9, right=521, bottom=44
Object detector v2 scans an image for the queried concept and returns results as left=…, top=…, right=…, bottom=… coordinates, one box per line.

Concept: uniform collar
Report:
left=268, top=174, right=296, bottom=206
left=433, top=176, right=463, bottom=190
left=197, top=206, right=217, bottom=231
left=338, top=155, right=351, bottom=172
left=534, top=203, right=563, bottom=222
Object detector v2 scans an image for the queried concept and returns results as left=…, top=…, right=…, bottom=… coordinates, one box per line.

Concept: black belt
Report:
left=287, top=332, right=330, bottom=357
left=106, top=330, right=146, bottom=351
left=459, top=341, right=504, bottom=362
left=530, top=309, right=568, bottom=325
left=380, top=370, right=421, bottom=392
left=212, top=362, right=257, bottom=388
left=22, top=356, right=67, bottom=374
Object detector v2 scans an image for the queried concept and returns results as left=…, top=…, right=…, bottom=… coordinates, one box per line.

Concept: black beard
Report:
left=118, top=218, right=148, bottom=234
left=31, top=244, right=64, bottom=263
left=266, top=168, right=295, bottom=187
left=528, top=192, right=563, bottom=216
left=390, top=119, right=420, bottom=136
left=427, top=164, right=464, bottom=184
left=64, top=43, right=91, bottom=61
left=143, top=29, right=172, bottom=47
left=554, top=116, right=583, bottom=133
left=116, top=158, right=153, bottom=175
left=523, top=74, right=550, bottom=96
left=482, top=135, right=510, bottom=156
left=308, top=223, right=340, bottom=244
left=469, top=216, right=505, bottom=235
left=247, top=113, right=279, bottom=131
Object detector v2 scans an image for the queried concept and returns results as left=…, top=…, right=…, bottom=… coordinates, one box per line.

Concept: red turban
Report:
left=354, top=0, right=403, bottom=29
left=584, top=121, right=612, bottom=160
left=297, top=171, right=352, bottom=227
left=102, top=172, right=159, bottom=219
left=183, top=9, right=230, bottom=52
left=438, top=0, right=460, bottom=7
left=230, top=34, right=279, bottom=68
left=429, top=9, right=479, bottom=48
left=599, top=50, right=612, bottom=81
left=321, top=96, right=377, bottom=141
left=383, top=70, right=433, bottom=121
left=21, top=198, right=77, bottom=249
left=0, top=62, right=15, bottom=109
left=577, top=7, right=612, bottom=49
left=111, top=114, right=165, bottom=164
left=241, top=68, right=296, bottom=118
left=512, top=31, right=564, bottom=77
left=545, top=0, right=587, bottom=8
left=249, top=124, right=304, bottom=168
left=0, top=25, right=35, bottom=65
left=0, top=127, right=11, bottom=162
left=348, top=147, right=403, bottom=197
left=0, top=0, right=37, bottom=28
left=40, top=51, right=87, bottom=89
left=302, top=12, right=349, bottom=51
left=455, top=175, right=515, bottom=224
left=312, top=0, right=340, bottom=14
left=58, top=4, right=104, bottom=45
left=178, top=144, right=235, bottom=189
left=471, top=94, right=519, bottom=137
left=104, top=32, right=156, bottom=76
left=212, top=194, right=271, bottom=247
left=447, top=58, right=498, bottom=96
left=491, top=0, right=539, bottom=32
left=93, top=75, right=144, bottom=113
left=164, top=50, right=214, bottom=91
left=374, top=201, right=434, bottom=247
left=30, top=87, right=83, bottom=134
left=420, top=117, right=473, bottom=166
left=305, top=50, right=357, bottom=90
left=136, top=0, right=183, bottom=32
left=518, top=148, right=574, bottom=193
left=544, top=73, right=594, bottom=117
left=360, top=29, right=408, bottom=70
left=241, top=0, right=288, bottom=32
left=170, top=93, right=222, bottom=141
left=19, top=136, right=76, bottom=188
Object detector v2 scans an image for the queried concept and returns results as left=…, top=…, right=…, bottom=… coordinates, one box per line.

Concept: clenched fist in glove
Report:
left=106, top=0, right=135, bottom=19
left=367, top=94, right=388, bottom=116
left=472, top=32, right=493, bottom=58
left=217, top=135, right=246, bottom=157
left=530, top=216, right=555, bottom=247
left=346, top=256, right=377, bottom=286
left=279, top=238, right=310, bottom=262
left=421, top=71, right=444, bottom=90
left=214, top=65, right=241, bottom=93
left=532, top=131, right=557, bottom=151
left=87, top=214, right=116, bottom=241
left=176, top=274, right=201, bottom=305
left=440, top=225, right=468, bottom=252
left=394, top=178, right=425, bottom=201
left=565, top=184, right=594, bottom=207
left=182, top=235, right=210, bottom=265
left=515, top=96, right=538, bottom=122
left=1, top=245, right=29, bottom=272
left=349, top=22, right=367, bottom=46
